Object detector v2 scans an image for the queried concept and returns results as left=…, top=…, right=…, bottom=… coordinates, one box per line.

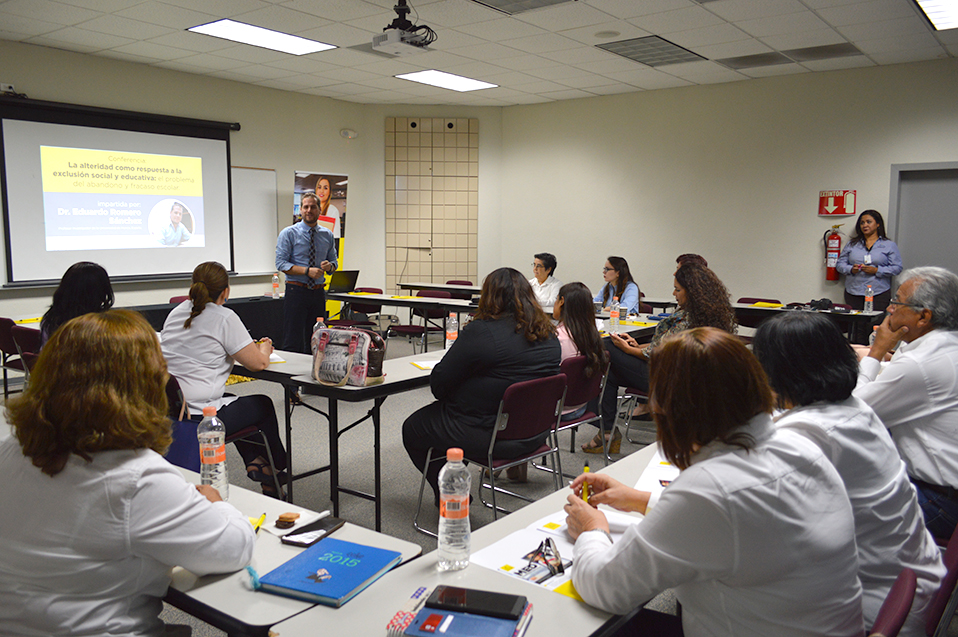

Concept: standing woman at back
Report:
left=40, top=262, right=114, bottom=347
left=836, top=209, right=902, bottom=342
left=161, top=261, right=288, bottom=497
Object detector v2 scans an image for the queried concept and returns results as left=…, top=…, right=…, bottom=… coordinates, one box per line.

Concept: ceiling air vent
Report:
left=597, top=36, right=705, bottom=67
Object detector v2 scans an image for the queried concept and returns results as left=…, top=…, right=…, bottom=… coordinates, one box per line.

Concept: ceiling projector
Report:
left=372, top=0, right=436, bottom=56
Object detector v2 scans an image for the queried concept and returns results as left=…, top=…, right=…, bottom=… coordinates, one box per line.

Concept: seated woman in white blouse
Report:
left=0, top=310, right=254, bottom=637
left=529, top=252, right=562, bottom=308
left=564, top=328, right=864, bottom=637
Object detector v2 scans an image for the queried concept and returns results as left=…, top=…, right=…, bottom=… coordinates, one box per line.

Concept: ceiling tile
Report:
left=279, top=0, right=385, bottom=22
left=816, top=0, right=919, bottom=27
left=737, top=11, right=831, bottom=38
left=77, top=15, right=173, bottom=40
left=226, top=5, right=330, bottom=34
left=837, top=16, right=931, bottom=41
left=115, top=3, right=219, bottom=29
left=25, top=34, right=103, bottom=53
left=108, top=40, right=195, bottom=61
left=29, top=26, right=134, bottom=50
left=544, top=45, right=620, bottom=65
left=98, top=49, right=165, bottom=64
left=453, top=16, right=546, bottom=40
left=704, top=0, right=809, bottom=22
left=513, top=2, right=614, bottom=31
left=537, top=87, right=594, bottom=99
left=57, top=0, right=145, bottom=11
left=869, top=46, right=949, bottom=64
left=500, top=32, right=578, bottom=53
left=297, top=22, right=375, bottom=47
left=585, top=0, right=692, bottom=21
left=207, top=44, right=290, bottom=64
left=760, top=27, right=846, bottom=50
left=574, top=56, right=645, bottom=74
left=627, top=6, right=726, bottom=34
left=146, top=30, right=237, bottom=53
left=665, top=23, right=752, bottom=48
left=1, top=0, right=101, bottom=25
left=443, top=40, right=524, bottom=59
left=427, top=28, right=488, bottom=50
left=558, top=20, right=651, bottom=46
left=163, top=0, right=269, bottom=15
left=738, top=61, right=807, bottom=77
left=171, top=52, right=251, bottom=71
left=412, top=0, right=502, bottom=28
left=493, top=53, right=561, bottom=69
left=0, top=13, right=64, bottom=37
left=853, top=32, right=941, bottom=53
left=688, top=38, right=773, bottom=60
left=585, top=83, right=644, bottom=95
left=800, top=55, right=875, bottom=71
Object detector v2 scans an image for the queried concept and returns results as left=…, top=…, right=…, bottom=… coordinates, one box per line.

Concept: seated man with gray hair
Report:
left=854, top=266, right=958, bottom=539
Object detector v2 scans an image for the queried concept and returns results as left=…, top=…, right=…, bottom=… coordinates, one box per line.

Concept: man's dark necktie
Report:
left=307, top=226, right=316, bottom=289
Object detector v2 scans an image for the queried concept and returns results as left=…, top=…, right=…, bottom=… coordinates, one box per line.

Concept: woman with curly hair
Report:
left=402, top=267, right=560, bottom=503
left=1, top=310, right=254, bottom=636
left=584, top=263, right=737, bottom=453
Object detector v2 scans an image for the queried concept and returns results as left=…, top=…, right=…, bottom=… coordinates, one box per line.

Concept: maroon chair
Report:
left=445, top=279, right=473, bottom=301
left=10, top=325, right=41, bottom=388
left=170, top=295, right=189, bottom=304
left=925, top=523, right=958, bottom=637
left=413, top=373, right=567, bottom=535
left=327, top=287, right=383, bottom=329
left=555, top=356, right=611, bottom=464
left=388, top=290, right=451, bottom=353
left=869, top=567, right=916, bottom=637
left=0, top=318, right=27, bottom=398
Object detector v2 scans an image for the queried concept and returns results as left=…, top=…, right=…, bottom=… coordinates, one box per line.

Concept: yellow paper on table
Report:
left=347, top=291, right=379, bottom=295
left=391, top=295, right=420, bottom=299
left=622, top=321, right=657, bottom=327
left=750, top=302, right=783, bottom=308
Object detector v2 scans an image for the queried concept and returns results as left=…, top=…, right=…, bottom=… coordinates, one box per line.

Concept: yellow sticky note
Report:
left=543, top=522, right=562, bottom=530
left=552, top=580, right=584, bottom=602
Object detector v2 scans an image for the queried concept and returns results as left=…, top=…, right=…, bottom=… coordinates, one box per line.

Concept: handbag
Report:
left=311, top=326, right=385, bottom=387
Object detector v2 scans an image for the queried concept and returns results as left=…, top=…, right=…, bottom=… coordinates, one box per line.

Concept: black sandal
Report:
left=246, top=459, right=286, bottom=484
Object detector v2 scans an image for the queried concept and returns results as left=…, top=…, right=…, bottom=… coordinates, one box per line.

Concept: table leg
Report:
left=284, top=385, right=295, bottom=503
left=329, top=398, right=339, bottom=517
left=373, top=396, right=384, bottom=531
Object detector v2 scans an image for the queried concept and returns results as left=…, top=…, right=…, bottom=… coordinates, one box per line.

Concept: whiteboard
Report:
left=231, top=166, right=277, bottom=275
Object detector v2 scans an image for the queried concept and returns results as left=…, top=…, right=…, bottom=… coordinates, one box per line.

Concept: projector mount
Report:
left=376, top=0, right=437, bottom=50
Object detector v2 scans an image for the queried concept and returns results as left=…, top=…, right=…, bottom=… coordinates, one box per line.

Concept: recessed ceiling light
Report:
left=395, top=70, right=497, bottom=92
left=915, top=0, right=958, bottom=30
left=188, top=19, right=336, bottom=55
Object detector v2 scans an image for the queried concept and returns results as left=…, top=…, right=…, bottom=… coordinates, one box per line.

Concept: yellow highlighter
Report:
left=582, top=463, right=590, bottom=502
left=250, top=513, right=266, bottom=534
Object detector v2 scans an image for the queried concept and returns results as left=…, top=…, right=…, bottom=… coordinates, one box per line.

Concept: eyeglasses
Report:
left=532, top=263, right=544, bottom=270
left=888, top=296, right=922, bottom=311
left=527, top=537, right=564, bottom=576
left=602, top=267, right=615, bottom=273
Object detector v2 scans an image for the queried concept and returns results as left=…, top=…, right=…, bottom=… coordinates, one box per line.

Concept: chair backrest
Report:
left=415, top=290, right=452, bottom=319
left=351, top=287, right=384, bottom=314
left=560, top=356, right=608, bottom=407
left=737, top=297, right=782, bottom=305
left=0, top=317, right=19, bottom=358
left=492, top=373, right=567, bottom=442
left=639, top=302, right=653, bottom=314
left=445, top=280, right=473, bottom=300
left=11, top=325, right=41, bottom=357
left=170, top=295, right=189, bottom=304
left=870, top=567, right=917, bottom=637
left=925, top=522, right=958, bottom=636
left=21, top=352, right=39, bottom=371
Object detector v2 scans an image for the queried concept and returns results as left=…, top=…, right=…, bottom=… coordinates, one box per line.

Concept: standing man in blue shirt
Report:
left=275, top=192, right=338, bottom=353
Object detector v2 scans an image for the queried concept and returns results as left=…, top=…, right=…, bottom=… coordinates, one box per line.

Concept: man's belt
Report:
left=913, top=478, right=958, bottom=500
left=286, top=281, right=325, bottom=290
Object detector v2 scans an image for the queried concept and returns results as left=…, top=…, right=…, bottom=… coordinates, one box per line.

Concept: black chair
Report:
left=413, top=373, right=567, bottom=536
left=328, top=287, right=384, bottom=330
left=0, top=318, right=27, bottom=398
left=388, top=290, right=451, bottom=353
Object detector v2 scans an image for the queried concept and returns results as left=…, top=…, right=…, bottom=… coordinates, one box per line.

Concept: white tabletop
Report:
left=168, top=469, right=422, bottom=630
left=272, top=444, right=659, bottom=637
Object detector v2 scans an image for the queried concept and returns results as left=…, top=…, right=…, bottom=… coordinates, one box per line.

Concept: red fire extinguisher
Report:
left=823, top=224, right=843, bottom=281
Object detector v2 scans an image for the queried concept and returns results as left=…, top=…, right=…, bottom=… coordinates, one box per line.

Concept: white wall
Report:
left=498, top=58, right=958, bottom=303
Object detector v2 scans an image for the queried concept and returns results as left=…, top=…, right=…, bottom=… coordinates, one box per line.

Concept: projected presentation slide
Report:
left=40, top=146, right=205, bottom=251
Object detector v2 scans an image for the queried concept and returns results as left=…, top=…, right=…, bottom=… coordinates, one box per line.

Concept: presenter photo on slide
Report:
left=151, top=200, right=194, bottom=246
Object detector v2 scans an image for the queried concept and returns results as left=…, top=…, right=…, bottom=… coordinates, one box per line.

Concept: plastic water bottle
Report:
left=445, top=312, right=458, bottom=350
left=438, top=448, right=471, bottom=571
left=271, top=273, right=280, bottom=299
left=869, top=325, right=879, bottom=346
left=312, top=316, right=325, bottom=334
left=864, top=285, right=874, bottom=313
left=197, top=406, right=228, bottom=501
left=610, top=296, right=620, bottom=333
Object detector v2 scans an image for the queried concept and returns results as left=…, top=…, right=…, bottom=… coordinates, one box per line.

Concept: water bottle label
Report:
left=200, top=443, right=226, bottom=464
left=445, top=331, right=458, bottom=343
left=440, top=494, right=469, bottom=519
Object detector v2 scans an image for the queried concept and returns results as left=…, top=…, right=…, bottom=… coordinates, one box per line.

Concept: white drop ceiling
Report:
left=1, top=0, right=954, bottom=106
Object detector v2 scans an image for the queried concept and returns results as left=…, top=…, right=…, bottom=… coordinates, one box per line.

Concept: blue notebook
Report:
left=258, top=537, right=402, bottom=607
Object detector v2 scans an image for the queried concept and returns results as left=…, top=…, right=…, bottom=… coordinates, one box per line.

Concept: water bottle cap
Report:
left=202, top=406, right=217, bottom=417
left=446, top=448, right=464, bottom=462
left=613, top=296, right=618, bottom=301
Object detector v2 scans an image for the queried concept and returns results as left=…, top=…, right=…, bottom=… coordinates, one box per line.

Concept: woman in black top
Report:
left=402, top=267, right=561, bottom=503
left=40, top=262, right=114, bottom=347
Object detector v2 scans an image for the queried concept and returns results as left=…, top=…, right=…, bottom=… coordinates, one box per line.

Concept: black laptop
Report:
left=327, top=270, right=359, bottom=293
